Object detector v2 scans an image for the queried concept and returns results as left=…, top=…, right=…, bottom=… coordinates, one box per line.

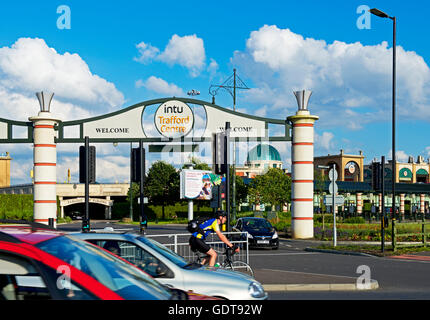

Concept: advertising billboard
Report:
left=180, top=170, right=222, bottom=200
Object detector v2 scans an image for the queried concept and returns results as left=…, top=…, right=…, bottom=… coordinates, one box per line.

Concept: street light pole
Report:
left=369, top=7, right=397, bottom=234
left=209, top=69, right=249, bottom=221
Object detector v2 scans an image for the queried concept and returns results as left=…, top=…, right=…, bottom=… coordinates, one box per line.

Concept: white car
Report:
left=72, top=232, right=267, bottom=300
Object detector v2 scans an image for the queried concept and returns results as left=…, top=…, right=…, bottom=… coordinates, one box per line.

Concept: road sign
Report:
left=328, top=182, right=338, bottom=195
left=324, top=195, right=345, bottom=206
left=328, top=168, right=338, bottom=181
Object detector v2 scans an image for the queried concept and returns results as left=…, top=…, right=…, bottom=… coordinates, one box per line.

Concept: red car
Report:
left=0, top=222, right=217, bottom=300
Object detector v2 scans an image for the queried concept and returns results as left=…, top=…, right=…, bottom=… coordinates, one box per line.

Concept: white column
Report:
left=357, top=193, right=362, bottom=215
left=288, top=97, right=319, bottom=239
left=29, top=111, right=61, bottom=227
left=400, top=193, right=405, bottom=218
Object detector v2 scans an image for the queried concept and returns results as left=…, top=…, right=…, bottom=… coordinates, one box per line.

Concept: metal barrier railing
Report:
left=146, top=231, right=249, bottom=265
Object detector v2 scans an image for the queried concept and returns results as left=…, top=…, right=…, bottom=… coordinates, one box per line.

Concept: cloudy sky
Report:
left=0, top=0, right=429, bottom=184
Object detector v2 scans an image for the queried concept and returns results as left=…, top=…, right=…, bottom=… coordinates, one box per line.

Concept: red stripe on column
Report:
left=34, top=200, right=57, bottom=203
left=292, top=142, right=314, bottom=146
left=34, top=218, right=57, bottom=222
left=292, top=198, right=313, bottom=202
left=293, top=161, right=314, bottom=164
left=293, top=123, right=314, bottom=127
left=34, top=125, right=54, bottom=129
left=34, top=163, right=56, bottom=166
left=293, top=180, right=314, bottom=183
left=34, top=144, right=56, bottom=148
left=34, top=181, right=57, bottom=185
left=292, top=217, right=313, bottom=220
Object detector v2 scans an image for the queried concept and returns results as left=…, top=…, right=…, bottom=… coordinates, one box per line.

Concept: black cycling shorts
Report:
left=189, top=236, right=211, bottom=254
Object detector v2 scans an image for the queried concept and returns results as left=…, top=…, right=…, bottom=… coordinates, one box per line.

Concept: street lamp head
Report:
left=187, top=89, right=200, bottom=96
left=369, top=8, right=390, bottom=19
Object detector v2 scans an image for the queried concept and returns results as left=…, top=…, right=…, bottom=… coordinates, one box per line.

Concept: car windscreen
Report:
left=137, top=236, right=188, bottom=268
left=244, top=219, right=273, bottom=232
left=35, top=235, right=171, bottom=300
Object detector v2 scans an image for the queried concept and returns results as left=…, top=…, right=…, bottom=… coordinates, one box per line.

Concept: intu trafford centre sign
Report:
left=0, top=97, right=291, bottom=143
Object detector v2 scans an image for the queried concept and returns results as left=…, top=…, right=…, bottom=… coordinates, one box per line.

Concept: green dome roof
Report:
left=246, top=144, right=281, bottom=162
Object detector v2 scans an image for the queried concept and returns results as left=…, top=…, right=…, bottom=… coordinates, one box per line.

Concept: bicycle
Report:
left=191, top=246, right=254, bottom=278
left=220, top=246, right=254, bottom=278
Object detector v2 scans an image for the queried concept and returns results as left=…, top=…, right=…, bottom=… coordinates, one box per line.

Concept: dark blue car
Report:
left=233, top=217, right=279, bottom=249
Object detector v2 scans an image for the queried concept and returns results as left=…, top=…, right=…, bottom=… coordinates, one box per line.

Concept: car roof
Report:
left=241, top=217, right=267, bottom=221
left=71, top=231, right=140, bottom=241
left=0, top=226, right=64, bottom=245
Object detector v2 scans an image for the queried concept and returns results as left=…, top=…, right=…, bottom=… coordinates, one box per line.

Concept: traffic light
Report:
left=371, top=162, right=381, bottom=191
left=131, top=147, right=145, bottom=182
left=82, top=218, right=90, bottom=233
left=79, top=145, right=96, bottom=183
left=212, top=132, right=228, bottom=175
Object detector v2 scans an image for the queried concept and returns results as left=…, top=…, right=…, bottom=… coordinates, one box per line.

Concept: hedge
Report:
left=112, top=201, right=214, bottom=221
left=0, top=194, right=34, bottom=220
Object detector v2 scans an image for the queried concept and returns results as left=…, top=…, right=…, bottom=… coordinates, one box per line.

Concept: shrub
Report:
left=343, top=216, right=366, bottom=224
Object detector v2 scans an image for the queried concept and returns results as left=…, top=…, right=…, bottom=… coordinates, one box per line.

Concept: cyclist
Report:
left=189, top=210, right=239, bottom=267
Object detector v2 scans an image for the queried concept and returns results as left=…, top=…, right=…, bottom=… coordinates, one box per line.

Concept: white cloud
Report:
left=134, top=42, right=160, bottom=64
left=134, top=34, right=207, bottom=77
left=388, top=149, right=412, bottom=163
left=232, top=25, right=430, bottom=127
left=315, top=131, right=335, bottom=152
left=138, top=76, right=184, bottom=96
left=0, top=38, right=124, bottom=110
left=158, top=34, right=206, bottom=77
left=0, top=37, right=128, bottom=185
left=207, top=58, right=219, bottom=78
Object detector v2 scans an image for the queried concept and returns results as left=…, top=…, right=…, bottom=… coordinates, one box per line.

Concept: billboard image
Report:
left=180, top=170, right=222, bottom=200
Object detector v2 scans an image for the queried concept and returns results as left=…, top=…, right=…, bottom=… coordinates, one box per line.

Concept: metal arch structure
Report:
left=0, top=97, right=291, bottom=144
left=0, top=94, right=320, bottom=239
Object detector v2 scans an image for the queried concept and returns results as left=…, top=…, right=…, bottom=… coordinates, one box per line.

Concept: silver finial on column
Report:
left=36, top=92, right=54, bottom=112
left=293, top=90, right=312, bottom=111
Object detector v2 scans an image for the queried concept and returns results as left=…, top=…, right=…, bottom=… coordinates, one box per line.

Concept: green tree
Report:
left=228, top=170, right=248, bottom=209
left=182, top=156, right=211, bottom=171
left=248, top=168, right=291, bottom=210
left=144, top=160, right=180, bottom=220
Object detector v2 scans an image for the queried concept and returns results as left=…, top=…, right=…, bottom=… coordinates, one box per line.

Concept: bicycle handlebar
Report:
left=225, top=245, right=239, bottom=257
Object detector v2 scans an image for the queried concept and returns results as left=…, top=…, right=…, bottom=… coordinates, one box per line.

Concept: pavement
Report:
left=254, top=267, right=379, bottom=292
left=254, top=237, right=380, bottom=292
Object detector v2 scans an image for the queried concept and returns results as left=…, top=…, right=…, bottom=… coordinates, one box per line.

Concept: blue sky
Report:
left=0, top=0, right=429, bottom=184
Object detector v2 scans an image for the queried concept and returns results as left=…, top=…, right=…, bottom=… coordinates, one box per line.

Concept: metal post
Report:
left=332, top=163, right=336, bottom=247
left=225, top=122, right=231, bottom=232
left=130, top=142, right=133, bottom=220
left=392, top=16, right=397, bottom=225
left=187, top=164, right=194, bottom=221
left=381, top=156, right=385, bottom=253
left=139, top=139, right=146, bottom=234
left=83, top=136, right=90, bottom=232
left=232, top=69, right=237, bottom=221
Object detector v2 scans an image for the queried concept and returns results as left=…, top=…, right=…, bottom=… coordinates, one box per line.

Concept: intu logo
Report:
left=164, top=105, right=184, bottom=113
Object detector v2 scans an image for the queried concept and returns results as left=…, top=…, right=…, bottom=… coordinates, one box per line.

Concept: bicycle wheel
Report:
left=222, top=261, right=254, bottom=278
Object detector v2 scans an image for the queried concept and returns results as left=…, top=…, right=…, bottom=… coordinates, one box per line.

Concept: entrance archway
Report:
left=1, top=92, right=318, bottom=239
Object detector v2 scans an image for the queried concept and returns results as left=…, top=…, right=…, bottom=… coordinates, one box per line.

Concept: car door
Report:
left=0, top=250, right=96, bottom=300
left=88, top=239, right=182, bottom=289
